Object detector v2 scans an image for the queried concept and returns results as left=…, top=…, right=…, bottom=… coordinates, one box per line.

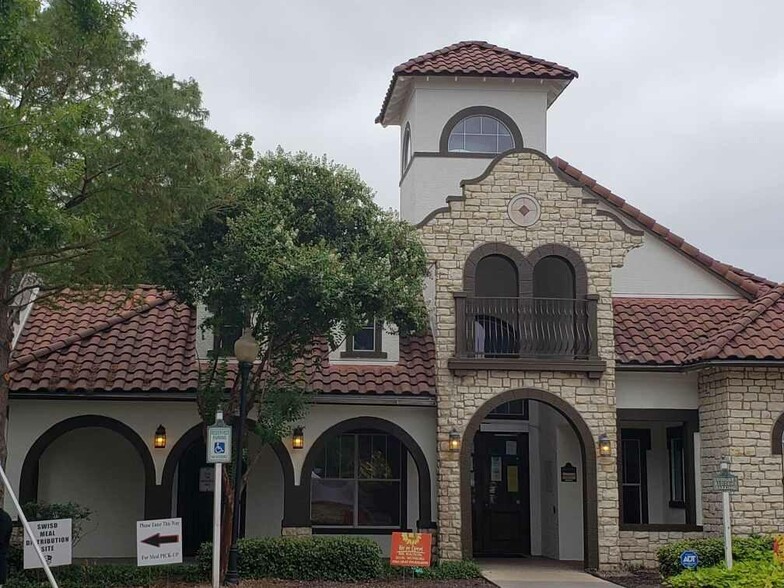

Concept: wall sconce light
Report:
left=154, top=425, right=167, bottom=449
left=598, top=433, right=612, bottom=457
left=292, top=427, right=304, bottom=450
left=448, top=429, right=461, bottom=451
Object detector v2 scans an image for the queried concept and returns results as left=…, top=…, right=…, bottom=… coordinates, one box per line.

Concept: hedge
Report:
left=383, top=559, right=482, bottom=580
left=664, top=559, right=784, bottom=588
left=657, top=535, right=773, bottom=578
left=5, top=564, right=203, bottom=588
left=197, top=536, right=383, bottom=581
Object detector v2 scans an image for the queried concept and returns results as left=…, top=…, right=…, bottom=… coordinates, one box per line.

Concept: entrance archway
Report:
left=459, top=388, right=599, bottom=568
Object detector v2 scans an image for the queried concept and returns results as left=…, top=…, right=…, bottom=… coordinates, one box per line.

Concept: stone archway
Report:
left=459, top=388, right=599, bottom=568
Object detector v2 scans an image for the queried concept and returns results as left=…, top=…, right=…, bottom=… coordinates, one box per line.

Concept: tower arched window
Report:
left=447, top=115, right=514, bottom=154
left=402, top=123, right=412, bottom=172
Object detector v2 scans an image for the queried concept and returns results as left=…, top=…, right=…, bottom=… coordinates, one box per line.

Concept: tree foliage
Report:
left=158, top=149, right=429, bottom=575
left=0, top=0, right=232, bottom=464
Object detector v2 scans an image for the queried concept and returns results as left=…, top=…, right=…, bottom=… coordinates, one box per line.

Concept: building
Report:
left=6, top=41, right=784, bottom=570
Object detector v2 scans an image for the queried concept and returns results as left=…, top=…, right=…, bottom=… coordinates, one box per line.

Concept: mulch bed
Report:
left=154, top=581, right=490, bottom=587
left=596, top=569, right=663, bottom=588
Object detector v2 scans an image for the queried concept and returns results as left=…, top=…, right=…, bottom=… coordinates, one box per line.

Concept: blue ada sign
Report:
left=680, top=550, right=699, bottom=570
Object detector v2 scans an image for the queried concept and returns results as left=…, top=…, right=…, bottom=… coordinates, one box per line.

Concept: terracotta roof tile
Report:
left=7, top=289, right=436, bottom=396
left=377, top=41, right=577, bottom=124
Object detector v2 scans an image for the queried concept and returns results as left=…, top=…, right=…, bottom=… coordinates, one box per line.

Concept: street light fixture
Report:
left=225, top=331, right=259, bottom=585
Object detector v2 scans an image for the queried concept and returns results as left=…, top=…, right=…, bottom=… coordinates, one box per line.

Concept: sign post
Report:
left=713, top=459, right=738, bottom=569
left=0, top=462, right=59, bottom=588
left=207, top=410, right=232, bottom=588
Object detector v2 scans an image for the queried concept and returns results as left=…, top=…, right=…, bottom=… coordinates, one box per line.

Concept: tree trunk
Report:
left=0, top=271, right=14, bottom=502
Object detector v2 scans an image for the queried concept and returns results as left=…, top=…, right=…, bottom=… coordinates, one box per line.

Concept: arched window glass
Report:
left=402, top=126, right=412, bottom=171
left=448, top=115, right=515, bottom=154
left=533, top=256, right=575, bottom=299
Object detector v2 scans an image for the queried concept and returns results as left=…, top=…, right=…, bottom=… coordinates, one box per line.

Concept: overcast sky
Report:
left=128, top=1, right=784, bottom=282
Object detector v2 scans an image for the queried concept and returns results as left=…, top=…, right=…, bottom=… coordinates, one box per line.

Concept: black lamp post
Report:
left=225, top=332, right=259, bottom=585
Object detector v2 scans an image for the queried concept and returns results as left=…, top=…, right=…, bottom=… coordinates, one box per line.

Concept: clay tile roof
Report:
left=7, top=289, right=436, bottom=396
left=613, top=298, right=749, bottom=365
left=306, top=333, right=436, bottom=396
left=8, top=287, right=199, bottom=393
left=553, top=156, right=762, bottom=298
left=377, top=41, right=577, bottom=124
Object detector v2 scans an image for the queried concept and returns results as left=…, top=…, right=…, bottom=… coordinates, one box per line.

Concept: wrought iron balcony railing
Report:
left=451, top=293, right=602, bottom=375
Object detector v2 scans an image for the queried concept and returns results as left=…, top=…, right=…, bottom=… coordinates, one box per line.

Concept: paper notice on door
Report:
left=507, top=466, right=519, bottom=492
left=505, top=440, right=517, bottom=455
left=491, top=456, right=502, bottom=482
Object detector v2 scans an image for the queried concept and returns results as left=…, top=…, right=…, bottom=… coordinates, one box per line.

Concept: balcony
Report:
left=448, top=293, right=605, bottom=377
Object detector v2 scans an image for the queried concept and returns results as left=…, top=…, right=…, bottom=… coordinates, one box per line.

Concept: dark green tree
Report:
left=0, top=0, right=231, bottom=465
left=158, top=149, right=429, bottom=576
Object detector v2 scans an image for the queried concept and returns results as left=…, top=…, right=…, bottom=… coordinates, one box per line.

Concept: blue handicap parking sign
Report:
left=214, top=441, right=226, bottom=454
left=680, top=550, right=699, bottom=570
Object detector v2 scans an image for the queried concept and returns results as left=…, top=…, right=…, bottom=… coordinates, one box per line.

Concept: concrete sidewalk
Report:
left=478, top=559, right=617, bottom=588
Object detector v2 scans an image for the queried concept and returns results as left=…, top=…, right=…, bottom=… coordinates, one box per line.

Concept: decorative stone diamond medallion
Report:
left=507, top=194, right=541, bottom=227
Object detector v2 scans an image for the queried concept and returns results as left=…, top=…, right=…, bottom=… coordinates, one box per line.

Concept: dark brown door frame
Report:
left=459, top=388, right=599, bottom=569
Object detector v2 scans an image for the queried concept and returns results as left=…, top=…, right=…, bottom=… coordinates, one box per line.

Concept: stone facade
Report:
left=698, top=367, right=784, bottom=535
left=417, top=150, right=643, bottom=567
left=281, top=527, right=313, bottom=537
left=618, top=530, right=704, bottom=569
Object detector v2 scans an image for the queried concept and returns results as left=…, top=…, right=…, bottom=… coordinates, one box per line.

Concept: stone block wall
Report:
left=417, top=150, right=643, bottom=567
left=698, top=367, right=784, bottom=534
left=618, top=530, right=704, bottom=569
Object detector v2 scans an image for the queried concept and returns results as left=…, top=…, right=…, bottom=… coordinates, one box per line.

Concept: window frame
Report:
left=619, top=428, right=651, bottom=525
left=341, top=321, right=387, bottom=359
left=438, top=106, right=523, bottom=156
left=446, top=114, right=515, bottom=154
left=310, top=432, right=407, bottom=531
left=401, top=123, right=412, bottom=175
left=667, top=426, right=686, bottom=509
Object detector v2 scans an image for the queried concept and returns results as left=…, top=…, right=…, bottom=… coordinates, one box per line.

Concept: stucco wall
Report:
left=612, top=230, right=741, bottom=299
left=417, top=150, right=643, bottom=566
left=616, top=372, right=699, bottom=410
left=38, top=427, right=145, bottom=558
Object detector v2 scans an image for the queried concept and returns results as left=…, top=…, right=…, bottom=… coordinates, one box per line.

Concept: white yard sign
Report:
left=136, top=518, right=183, bottom=567
left=24, top=518, right=72, bottom=569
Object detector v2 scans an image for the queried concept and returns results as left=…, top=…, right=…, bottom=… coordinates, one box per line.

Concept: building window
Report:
left=311, top=433, right=404, bottom=528
left=210, top=307, right=245, bottom=357
left=341, top=321, right=387, bottom=359
left=620, top=429, right=650, bottom=525
left=402, top=124, right=412, bottom=173
left=489, top=399, right=529, bottom=419
left=447, top=115, right=515, bottom=154
left=668, top=426, right=686, bottom=508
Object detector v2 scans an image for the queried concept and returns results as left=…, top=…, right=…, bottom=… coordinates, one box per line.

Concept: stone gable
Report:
left=417, top=149, right=642, bottom=566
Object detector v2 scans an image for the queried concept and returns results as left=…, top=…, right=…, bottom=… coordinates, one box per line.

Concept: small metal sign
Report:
left=207, top=424, right=232, bottom=464
left=680, top=550, right=699, bottom=570
left=561, top=462, right=578, bottom=483
left=713, top=471, right=739, bottom=493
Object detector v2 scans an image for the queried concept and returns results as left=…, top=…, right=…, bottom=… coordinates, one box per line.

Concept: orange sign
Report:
left=390, top=532, right=432, bottom=568
left=774, top=534, right=784, bottom=565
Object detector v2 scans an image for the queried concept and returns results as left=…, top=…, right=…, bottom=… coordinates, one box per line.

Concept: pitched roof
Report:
left=9, top=287, right=199, bottom=393
left=7, top=289, right=436, bottom=396
left=614, top=298, right=748, bottom=365
left=553, top=157, right=762, bottom=298
left=377, top=41, right=577, bottom=125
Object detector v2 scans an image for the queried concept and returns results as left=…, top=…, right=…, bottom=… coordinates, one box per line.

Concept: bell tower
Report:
left=376, top=41, right=577, bottom=225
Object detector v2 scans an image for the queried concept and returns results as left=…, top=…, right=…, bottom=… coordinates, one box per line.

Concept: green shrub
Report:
left=21, top=501, right=91, bottom=544
left=665, top=558, right=784, bottom=588
left=419, top=560, right=483, bottom=579
left=9, top=563, right=203, bottom=588
left=198, top=536, right=383, bottom=581
left=657, top=535, right=773, bottom=577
